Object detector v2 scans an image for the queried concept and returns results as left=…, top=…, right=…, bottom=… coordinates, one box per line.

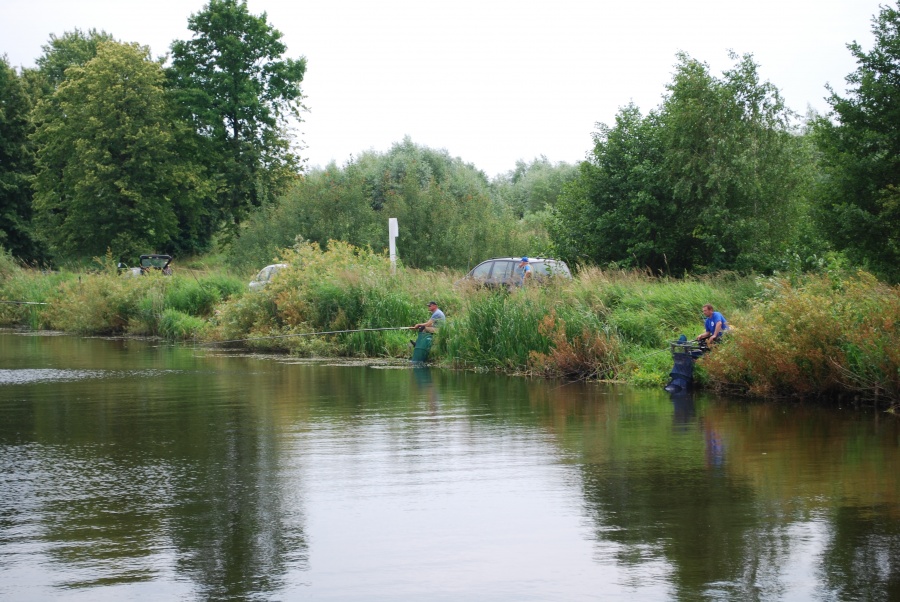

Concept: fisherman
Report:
left=697, top=303, right=728, bottom=344
left=412, top=300, right=445, bottom=334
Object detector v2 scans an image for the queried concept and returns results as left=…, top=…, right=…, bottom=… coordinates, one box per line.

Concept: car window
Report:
left=548, top=261, right=571, bottom=277
left=470, top=262, right=493, bottom=279
left=491, top=261, right=515, bottom=281
left=533, top=260, right=571, bottom=277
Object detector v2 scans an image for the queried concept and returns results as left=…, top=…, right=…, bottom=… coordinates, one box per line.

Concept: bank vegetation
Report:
left=2, top=244, right=897, bottom=410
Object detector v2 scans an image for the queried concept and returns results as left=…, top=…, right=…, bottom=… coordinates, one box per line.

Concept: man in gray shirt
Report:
left=413, top=300, right=446, bottom=333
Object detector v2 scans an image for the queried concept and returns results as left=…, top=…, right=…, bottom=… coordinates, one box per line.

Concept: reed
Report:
left=158, top=309, right=207, bottom=340
left=0, top=266, right=74, bottom=329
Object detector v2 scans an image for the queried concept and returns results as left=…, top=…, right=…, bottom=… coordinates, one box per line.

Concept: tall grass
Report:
left=208, top=243, right=760, bottom=389
left=0, top=259, right=244, bottom=340
left=703, top=271, right=900, bottom=405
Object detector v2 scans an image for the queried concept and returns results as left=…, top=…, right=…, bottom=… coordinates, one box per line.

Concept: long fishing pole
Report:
left=0, top=300, right=48, bottom=305
left=201, top=326, right=414, bottom=346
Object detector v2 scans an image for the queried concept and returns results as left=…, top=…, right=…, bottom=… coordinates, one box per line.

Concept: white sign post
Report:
left=388, top=218, right=399, bottom=274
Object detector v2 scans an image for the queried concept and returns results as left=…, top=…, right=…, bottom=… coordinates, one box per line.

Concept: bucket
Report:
left=411, top=331, right=433, bottom=363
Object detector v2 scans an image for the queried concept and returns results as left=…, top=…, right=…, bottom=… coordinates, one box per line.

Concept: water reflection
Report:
left=0, top=335, right=308, bottom=600
left=1, top=332, right=900, bottom=600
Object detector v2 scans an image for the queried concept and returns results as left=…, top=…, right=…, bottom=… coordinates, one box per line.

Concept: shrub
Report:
left=158, top=309, right=207, bottom=340
left=528, top=311, right=623, bottom=379
left=703, top=271, right=900, bottom=404
left=165, top=280, right=221, bottom=316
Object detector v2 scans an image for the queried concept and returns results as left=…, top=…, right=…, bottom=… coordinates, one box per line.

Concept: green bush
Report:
left=703, top=271, right=900, bottom=404
left=158, top=309, right=207, bottom=340
left=165, top=280, right=221, bottom=316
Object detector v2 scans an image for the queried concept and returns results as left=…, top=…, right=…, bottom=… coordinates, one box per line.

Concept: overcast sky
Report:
left=2, top=0, right=886, bottom=177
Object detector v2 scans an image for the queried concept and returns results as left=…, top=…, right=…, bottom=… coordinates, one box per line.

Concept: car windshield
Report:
left=140, top=256, right=170, bottom=269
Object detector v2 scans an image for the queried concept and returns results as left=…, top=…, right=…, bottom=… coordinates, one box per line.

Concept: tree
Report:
left=492, top=157, right=578, bottom=218
left=31, top=42, right=209, bottom=260
left=168, top=0, right=307, bottom=233
left=553, top=53, right=808, bottom=274
left=34, top=28, right=116, bottom=91
left=812, top=1, right=900, bottom=281
left=228, top=138, right=544, bottom=272
left=550, top=104, right=670, bottom=268
left=659, top=52, right=805, bottom=272
left=0, top=56, right=41, bottom=260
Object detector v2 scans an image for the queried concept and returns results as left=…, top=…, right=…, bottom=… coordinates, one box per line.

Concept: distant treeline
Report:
left=2, top=1, right=900, bottom=282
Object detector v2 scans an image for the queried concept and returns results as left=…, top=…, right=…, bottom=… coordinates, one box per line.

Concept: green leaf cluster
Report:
left=229, top=138, right=547, bottom=272
left=811, top=1, right=900, bottom=282
left=168, top=0, right=307, bottom=233
left=0, top=56, right=40, bottom=259
left=552, top=52, right=812, bottom=275
left=30, top=42, right=208, bottom=260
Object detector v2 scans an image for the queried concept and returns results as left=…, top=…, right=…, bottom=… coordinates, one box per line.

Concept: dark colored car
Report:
left=460, top=257, right=572, bottom=289
left=139, top=254, right=173, bottom=274
left=119, top=254, right=173, bottom=277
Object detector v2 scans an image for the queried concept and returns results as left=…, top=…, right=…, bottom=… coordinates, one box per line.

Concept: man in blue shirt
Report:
left=517, top=257, right=533, bottom=287
left=413, top=301, right=446, bottom=333
left=698, top=304, right=728, bottom=344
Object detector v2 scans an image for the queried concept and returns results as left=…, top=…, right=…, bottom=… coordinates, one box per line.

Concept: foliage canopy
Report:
left=552, top=52, right=810, bottom=275
left=31, top=42, right=209, bottom=260
left=0, top=56, right=40, bottom=259
left=228, top=138, right=546, bottom=272
left=812, top=1, right=900, bottom=282
left=169, top=0, right=307, bottom=233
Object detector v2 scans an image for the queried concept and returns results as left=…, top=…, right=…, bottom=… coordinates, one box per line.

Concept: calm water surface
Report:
left=0, top=331, right=898, bottom=601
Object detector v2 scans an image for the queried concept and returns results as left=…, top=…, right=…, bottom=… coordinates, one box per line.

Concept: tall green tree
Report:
left=550, top=104, right=670, bottom=268
left=168, top=0, right=307, bottom=233
left=660, top=52, right=804, bottom=272
left=0, top=56, right=40, bottom=260
left=34, top=28, right=116, bottom=92
left=813, top=1, right=900, bottom=281
left=31, top=42, right=208, bottom=260
left=553, top=53, right=808, bottom=274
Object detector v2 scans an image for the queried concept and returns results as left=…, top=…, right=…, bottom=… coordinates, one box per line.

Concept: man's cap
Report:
left=520, top=257, right=529, bottom=262
left=427, top=300, right=438, bottom=306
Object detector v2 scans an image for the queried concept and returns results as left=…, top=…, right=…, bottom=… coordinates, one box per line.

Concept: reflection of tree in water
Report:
left=164, top=375, right=309, bottom=600
left=579, top=460, right=781, bottom=599
left=820, top=504, right=900, bottom=600
left=0, top=359, right=309, bottom=599
left=560, top=389, right=900, bottom=600
left=532, top=387, right=782, bottom=600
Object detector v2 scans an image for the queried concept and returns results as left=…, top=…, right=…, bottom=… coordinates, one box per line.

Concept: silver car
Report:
left=249, top=263, right=288, bottom=290
left=461, top=257, right=571, bottom=289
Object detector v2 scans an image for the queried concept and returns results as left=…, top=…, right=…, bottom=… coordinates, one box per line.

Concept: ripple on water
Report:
left=0, top=369, right=180, bottom=385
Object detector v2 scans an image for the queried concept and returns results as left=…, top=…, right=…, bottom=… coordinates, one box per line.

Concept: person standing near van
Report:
left=517, top=257, right=533, bottom=287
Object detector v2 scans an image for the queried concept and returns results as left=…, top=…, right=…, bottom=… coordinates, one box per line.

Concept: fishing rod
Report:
left=0, top=300, right=48, bottom=305
left=199, top=326, right=415, bottom=346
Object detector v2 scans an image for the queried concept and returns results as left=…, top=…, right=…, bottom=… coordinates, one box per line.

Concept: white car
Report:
left=249, top=263, right=288, bottom=290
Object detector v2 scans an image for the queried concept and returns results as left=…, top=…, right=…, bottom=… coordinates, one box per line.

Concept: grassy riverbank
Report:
left=1, top=244, right=898, bottom=408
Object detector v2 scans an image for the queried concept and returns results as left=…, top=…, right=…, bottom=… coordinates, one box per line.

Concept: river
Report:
left=0, top=331, right=898, bottom=601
